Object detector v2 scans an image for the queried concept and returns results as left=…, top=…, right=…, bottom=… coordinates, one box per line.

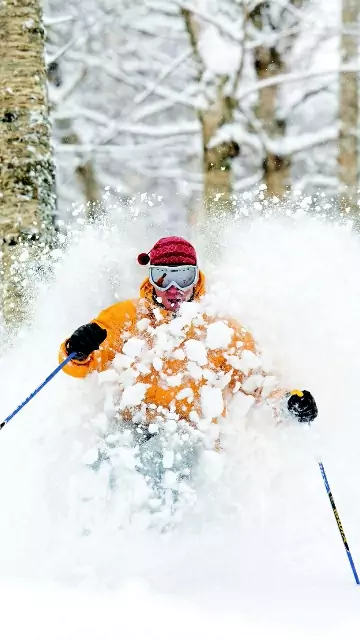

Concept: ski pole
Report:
left=318, top=459, right=359, bottom=585
left=0, top=352, right=77, bottom=430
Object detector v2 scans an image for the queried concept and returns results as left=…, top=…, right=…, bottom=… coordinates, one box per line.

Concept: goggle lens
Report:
left=149, top=265, right=198, bottom=291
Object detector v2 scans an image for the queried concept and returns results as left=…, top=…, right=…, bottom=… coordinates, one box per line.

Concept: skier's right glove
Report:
left=65, top=322, right=107, bottom=360
left=287, top=389, right=318, bottom=424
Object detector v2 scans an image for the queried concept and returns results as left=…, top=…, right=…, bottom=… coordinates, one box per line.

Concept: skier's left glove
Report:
left=287, top=390, right=318, bottom=424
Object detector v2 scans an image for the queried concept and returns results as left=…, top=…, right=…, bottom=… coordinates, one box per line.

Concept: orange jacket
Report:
left=59, top=273, right=265, bottom=424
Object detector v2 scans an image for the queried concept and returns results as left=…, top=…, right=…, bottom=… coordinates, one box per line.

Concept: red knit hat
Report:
left=138, top=236, right=197, bottom=266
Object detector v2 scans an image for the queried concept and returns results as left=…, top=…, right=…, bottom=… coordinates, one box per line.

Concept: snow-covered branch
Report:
left=67, top=52, right=202, bottom=110
left=133, top=47, right=193, bottom=106
left=238, top=64, right=360, bottom=102
left=54, top=139, right=183, bottom=158
left=280, top=84, right=333, bottom=119
left=267, top=126, right=338, bottom=157
left=56, top=107, right=200, bottom=138
left=174, top=0, right=243, bottom=44
left=44, top=15, right=75, bottom=27
left=208, top=122, right=263, bottom=154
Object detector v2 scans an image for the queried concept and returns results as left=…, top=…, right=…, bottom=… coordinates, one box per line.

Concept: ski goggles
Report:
left=149, top=265, right=199, bottom=291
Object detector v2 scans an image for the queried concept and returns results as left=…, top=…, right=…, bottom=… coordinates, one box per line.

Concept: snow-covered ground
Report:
left=1, top=206, right=360, bottom=638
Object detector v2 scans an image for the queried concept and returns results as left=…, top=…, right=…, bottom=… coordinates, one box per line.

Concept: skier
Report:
left=59, top=236, right=317, bottom=503
left=59, top=235, right=318, bottom=429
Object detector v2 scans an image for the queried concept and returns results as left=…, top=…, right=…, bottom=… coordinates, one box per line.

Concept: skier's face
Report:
left=153, top=285, right=194, bottom=311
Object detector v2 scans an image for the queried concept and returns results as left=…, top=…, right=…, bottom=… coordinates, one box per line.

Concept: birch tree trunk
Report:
left=338, top=0, right=359, bottom=210
left=0, top=0, right=55, bottom=326
left=250, top=3, right=290, bottom=198
left=182, top=7, right=240, bottom=222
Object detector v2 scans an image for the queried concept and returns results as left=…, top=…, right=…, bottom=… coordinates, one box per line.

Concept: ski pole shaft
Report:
left=318, top=460, right=359, bottom=585
left=0, top=352, right=77, bottom=430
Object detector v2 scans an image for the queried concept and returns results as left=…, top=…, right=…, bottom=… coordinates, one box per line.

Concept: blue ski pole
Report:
left=318, top=460, right=359, bottom=585
left=0, top=352, right=77, bottom=430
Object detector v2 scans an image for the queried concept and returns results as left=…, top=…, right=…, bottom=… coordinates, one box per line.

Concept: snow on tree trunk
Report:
left=0, top=0, right=56, bottom=326
left=338, top=0, right=359, bottom=210
left=250, top=3, right=289, bottom=198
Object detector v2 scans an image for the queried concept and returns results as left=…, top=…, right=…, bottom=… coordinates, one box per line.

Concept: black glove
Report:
left=287, top=390, right=318, bottom=423
left=65, top=322, right=107, bottom=360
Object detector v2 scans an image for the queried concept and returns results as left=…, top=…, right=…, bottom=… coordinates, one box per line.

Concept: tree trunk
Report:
left=0, top=0, right=55, bottom=326
left=181, top=7, right=239, bottom=223
left=76, top=162, right=101, bottom=220
left=338, top=0, right=359, bottom=211
left=202, top=93, right=239, bottom=218
left=251, top=4, right=290, bottom=198
left=58, top=119, right=101, bottom=220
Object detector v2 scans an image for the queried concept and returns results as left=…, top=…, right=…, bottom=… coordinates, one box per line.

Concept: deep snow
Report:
left=0, top=207, right=360, bottom=638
